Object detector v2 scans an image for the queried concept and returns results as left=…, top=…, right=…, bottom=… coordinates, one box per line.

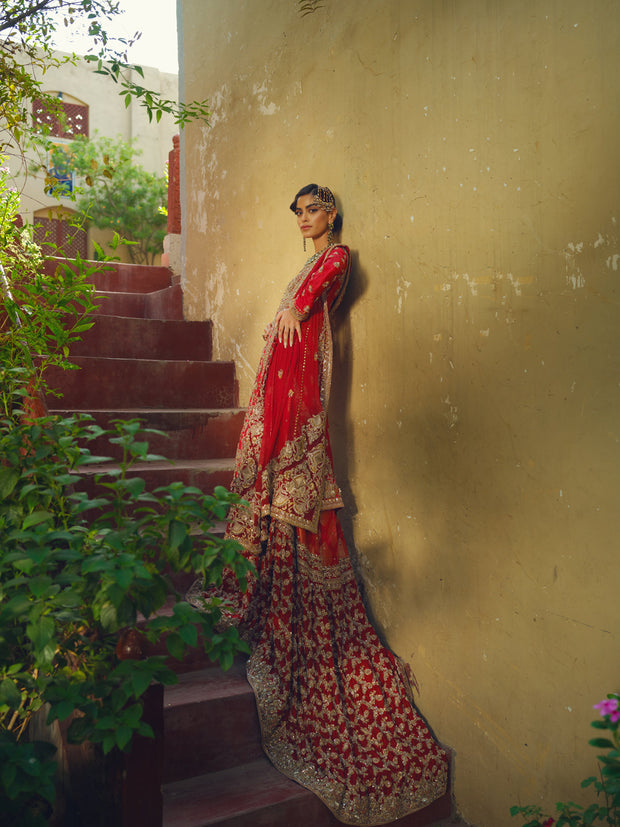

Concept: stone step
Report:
left=144, top=283, right=183, bottom=320
left=76, top=457, right=235, bottom=494
left=162, top=758, right=343, bottom=827
left=163, top=757, right=453, bottom=827
left=70, top=316, right=213, bottom=361
left=43, top=257, right=173, bottom=293
left=45, top=357, right=237, bottom=409
left=92, top=290, right=147, bottom=318
left=47, top=408, right=245, bottom=461
left=163, top=662, right=262, bottom=783
left=92, top=262, right=173, bottom=293
left=161, top=662, right=453, bottom=827
left=92, top=284, right=183, bottom=320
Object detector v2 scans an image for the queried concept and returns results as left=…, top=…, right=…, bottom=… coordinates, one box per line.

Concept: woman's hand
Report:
left=275, top=308, right=302, bottom=348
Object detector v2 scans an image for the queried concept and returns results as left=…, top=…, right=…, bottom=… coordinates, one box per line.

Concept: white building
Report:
left=9, top=50, right=178, bottom=262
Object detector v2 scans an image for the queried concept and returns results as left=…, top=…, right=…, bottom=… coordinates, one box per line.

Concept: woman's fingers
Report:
left=274, top=310, right=302, bottom=348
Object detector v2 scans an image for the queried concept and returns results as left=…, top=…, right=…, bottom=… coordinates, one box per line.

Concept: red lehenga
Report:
left=188, top=245, right=448, bottom=825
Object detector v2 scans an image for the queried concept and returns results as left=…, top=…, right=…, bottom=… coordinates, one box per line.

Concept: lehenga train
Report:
left=187, top=245, right=448, bottom=825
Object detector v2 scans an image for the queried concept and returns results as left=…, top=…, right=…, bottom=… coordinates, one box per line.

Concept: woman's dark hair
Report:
left=289, top=183, right=343, bottom=234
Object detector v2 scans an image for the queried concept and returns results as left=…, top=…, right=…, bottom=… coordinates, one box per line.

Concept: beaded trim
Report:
left=312, top=185, right=336, bottom=212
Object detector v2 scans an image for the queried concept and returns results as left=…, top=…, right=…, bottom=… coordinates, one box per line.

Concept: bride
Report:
left=189, top=183, right=448, bottom=825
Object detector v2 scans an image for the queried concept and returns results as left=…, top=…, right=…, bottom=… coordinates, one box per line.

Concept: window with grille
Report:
left=33, top=215, right=87, bottom=259
left=32, top=99, right=89, bottom=139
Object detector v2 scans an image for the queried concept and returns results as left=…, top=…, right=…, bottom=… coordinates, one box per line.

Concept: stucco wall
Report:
left=179, top=2, right=620, bottom=824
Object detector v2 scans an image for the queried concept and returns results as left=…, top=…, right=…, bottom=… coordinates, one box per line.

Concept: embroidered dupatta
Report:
left=226, top=244, right=351, bottom=552
left=189, top=243, right=450, bottom=825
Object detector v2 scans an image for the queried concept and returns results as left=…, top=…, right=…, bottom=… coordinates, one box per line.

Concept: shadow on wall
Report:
left=328, top=248, right=520, bottom=647
left=329, top=250, right=391, bottom=628
left=330, top=247, right=365, bottom=521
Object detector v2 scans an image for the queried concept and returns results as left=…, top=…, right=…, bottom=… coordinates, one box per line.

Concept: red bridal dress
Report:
left=188, top=244, right=448, bottom=825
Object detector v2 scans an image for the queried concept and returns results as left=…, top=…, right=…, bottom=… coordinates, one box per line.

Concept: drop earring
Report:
left=303, top=237, right=307, bottom=252
left=328, top=221, right=334, bottom=246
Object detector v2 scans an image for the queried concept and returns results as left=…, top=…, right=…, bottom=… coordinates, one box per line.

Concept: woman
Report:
left=189, top=185, right=448, bottom=825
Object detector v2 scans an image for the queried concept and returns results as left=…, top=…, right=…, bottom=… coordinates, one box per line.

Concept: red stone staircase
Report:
left=45, top=259, right=455, bottom=827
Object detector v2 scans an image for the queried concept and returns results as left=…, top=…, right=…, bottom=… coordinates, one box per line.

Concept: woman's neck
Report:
left=312, top=239, right=331, bottom=253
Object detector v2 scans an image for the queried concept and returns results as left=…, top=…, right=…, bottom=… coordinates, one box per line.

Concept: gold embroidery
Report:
left=278, top=369, right=283, bottom=378
left=243, top=518, right=449, bottom=826
left=227, top=247, right=351, bottom=543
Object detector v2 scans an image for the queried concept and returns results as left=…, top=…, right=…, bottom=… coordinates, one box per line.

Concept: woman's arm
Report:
left=275, top=246, right=349, bottom=348
left=292, top=246, right=350, bottom=320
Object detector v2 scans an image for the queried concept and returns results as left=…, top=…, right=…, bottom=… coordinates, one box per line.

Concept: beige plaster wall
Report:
left=179, top=2, right=620, bottom=824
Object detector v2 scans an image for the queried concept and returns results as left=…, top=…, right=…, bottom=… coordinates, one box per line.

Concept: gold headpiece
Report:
left=312, top=186, right=336, bottom=212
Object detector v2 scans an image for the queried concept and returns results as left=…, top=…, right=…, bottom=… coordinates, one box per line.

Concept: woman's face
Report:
left=294, top=194, right=336, bottom=247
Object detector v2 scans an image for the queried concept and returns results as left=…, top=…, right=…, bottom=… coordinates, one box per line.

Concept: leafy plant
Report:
left=0, top=157, right=251, bottom=822
left=0, top=1, right=210, bottom=157
left=511, top=694, right=620, bottom=827
left=0, top=157, right=99, bottom=411
left=49, top=133, right=168, bottom=265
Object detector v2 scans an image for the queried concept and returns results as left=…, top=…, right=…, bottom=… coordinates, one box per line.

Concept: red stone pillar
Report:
left=162, top=135, right=182, bottom=273
left=167, top=134, right=181, bottom=235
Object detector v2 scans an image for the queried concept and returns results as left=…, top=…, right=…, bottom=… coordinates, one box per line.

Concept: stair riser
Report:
left=164, top=695, right=263, bottom=783
left=146, top=625, right=217, bottom=675
left=53, top=409, right=244, bottom=461
left=46, top=359, right=238, bottom=409
left=164, top=796, right=343, bottom=827
left=145, top=284, right=183, bottom=320
left=43, top=258, right=173, bottom=293
left=93, top=283, right=182, bottom=321
left=166, top=788, right=451, bottom=827
left=70, top=316, right=213, bottom=361
left=76, top=467, right=234, bottom=500
left=93, top=291, right=146, bottom=317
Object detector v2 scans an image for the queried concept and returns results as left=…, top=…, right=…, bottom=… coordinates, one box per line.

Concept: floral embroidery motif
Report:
left=188, top=244, right=448, bottom=824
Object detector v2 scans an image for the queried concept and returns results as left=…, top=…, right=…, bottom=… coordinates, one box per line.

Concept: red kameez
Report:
left=189, top=245, right=448, bottom=825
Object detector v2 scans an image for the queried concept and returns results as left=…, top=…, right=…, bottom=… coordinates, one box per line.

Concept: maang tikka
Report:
left=314, top=186, right=336, bottom=248
left=302, top=186, right=336, bottom=251
left=313, top=186, right=336, bottom=212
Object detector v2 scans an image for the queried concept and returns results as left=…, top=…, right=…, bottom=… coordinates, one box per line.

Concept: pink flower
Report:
left=542, top=819, right=555, bottom=827
left=593, top=697, right=620, bottom=722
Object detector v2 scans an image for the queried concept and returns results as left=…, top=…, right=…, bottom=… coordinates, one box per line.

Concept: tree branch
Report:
left=0, top=1, right=59, bottom=34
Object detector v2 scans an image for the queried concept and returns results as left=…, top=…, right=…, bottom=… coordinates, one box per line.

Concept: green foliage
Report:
left=0, top=158, right=99, bottom=405
left=0, top=731, right=56, bottom=826
left=0, top=404, right=252, bottom=820
left=511, top=695, right=620, bottom=827
left=0, top=1, right=210, bottom=155
left=0, top=157, right=251, bottom=820
left=50, top=134, right=168, bottom=264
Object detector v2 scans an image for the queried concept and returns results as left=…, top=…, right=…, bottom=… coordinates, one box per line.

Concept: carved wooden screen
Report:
left=32, top=100, right=89, bottom=139
left=33, top=217, right=87, bottom=259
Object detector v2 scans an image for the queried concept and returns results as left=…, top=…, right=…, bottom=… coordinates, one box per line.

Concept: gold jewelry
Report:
left=327, top=221, right=334, bottom=246
left=303, top=237, right=307, bottom=252
left=312, top=186, right=336, bottom=212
